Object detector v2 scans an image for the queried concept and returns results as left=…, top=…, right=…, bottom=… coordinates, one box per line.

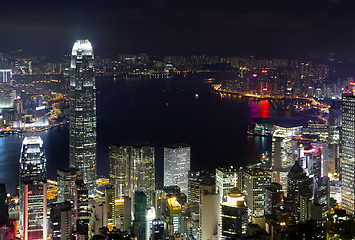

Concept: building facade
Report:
left=109, top=144, right=155, bottom=207
left=57, top=168, right=81, bottom=203
left=69, top=39, right=97, bottom=196
left=164, top=144, right=190, bottom=194
left=341, top=94, right=355, bottom=215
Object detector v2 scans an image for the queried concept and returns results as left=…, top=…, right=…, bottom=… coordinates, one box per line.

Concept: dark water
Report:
left=0, top=73, right=294, bottom=194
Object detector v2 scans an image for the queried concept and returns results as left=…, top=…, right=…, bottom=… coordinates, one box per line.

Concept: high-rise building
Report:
left=69, top=39, right=97, bottom=196
left=105, top=185, right=115, bottom=228
left=114, top=196, right=131, bottom=232
left=164, top=144, right=190, bottom=195
left=244, top=169, right=271, bottom=224
left=20, top=136, right=46, bottom=184
left=264, top=182, right=283, bottom=217
left=199, top=174, right=219, bottom=240
left=74, top=180, right=90, bottom=238
left=109, top=144, right=155, bottom=207
left=23, top=181, right=47, bottom=240
left=287, top=161, right=313, bottom=222
left=187, top=170, right=205, bottom=203
left=220, top=187, right=247, bottom=238
left=134, top=191, right=147, bottom=240
left=57, top=168, right=81, bottom=203
left=341, top=93, right=355, bottom=215
left=272, top=125, right=302, bottom=193
left=131, top=145, right=155, bottom=207
left=215, top=167, right=238, bottom=204
left=109, top=145, right=130, bottom=199
left=50, top=201, right=72, bottom=240
left=19, top=136, right=46, bottom=238
left=167, top=197, right=182, bottom=234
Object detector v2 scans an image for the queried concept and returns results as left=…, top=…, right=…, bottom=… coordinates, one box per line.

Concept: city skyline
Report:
left=0, top=1, right=355, bottom=237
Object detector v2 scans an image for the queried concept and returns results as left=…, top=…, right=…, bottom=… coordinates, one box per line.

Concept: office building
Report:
left=19, top=136, right=46, bottom=238
left=109, top=144, right=155, bottom=207
left=105, top=185, right=115, bottom=228
left=146, top=207, right=156, bottom=240
left=134, top=191, right=147, bottom=240
left=20, top=136, right=46, bottom=184
left=131, top=145, right=155, bottom=207
left=50, top=201, right=72, bottom=240
left=154, top=190, right=167, bottom=219
left=341, top=93, right=355, bottom=215
left=187, top=170, right=205, bottom=203
left=199, top=174, right=219, bottom=240
left=264, top=182, right=283, bottom=216
left=151, top=219, right=165, bottom=240
left=167, top=197, right=181, bottom=234
left=69, top=39, right=97, bottom=196
left=109, top=145, right=130, bottom=198
left=220, top=187, right=247, bottom=238
left=74, top=180, right=90, bottom=238
left=23, top=181, right=47, bottom=240
left=287, top=161, right=313, bottom=222
left=272, top=124, right=302, bottom=192
left=244, top=169, right=271, bottom=224
left=164, top=144, right=190, bottom=195
left=215, top=167, right=238, bottom=204
left=114, top=196, right=131, bottom=232
left=57, top=168, right=81, bottom=203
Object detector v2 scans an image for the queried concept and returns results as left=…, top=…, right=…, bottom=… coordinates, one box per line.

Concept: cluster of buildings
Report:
left=1, top=40, right=355, bottom=240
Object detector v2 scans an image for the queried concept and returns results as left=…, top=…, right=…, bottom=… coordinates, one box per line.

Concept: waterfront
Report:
left=0, top=73, right=297, bottom=194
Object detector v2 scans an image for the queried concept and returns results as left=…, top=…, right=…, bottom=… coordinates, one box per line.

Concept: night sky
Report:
left=1, top=0, right=355, bottom=59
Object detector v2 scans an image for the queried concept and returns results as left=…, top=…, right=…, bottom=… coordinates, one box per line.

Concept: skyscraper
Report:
left=57, top=168, right=81, bottom=203
left=19, top=136, right=47, bottom=238
left=69, top=39, right=97, bottom=196
left=215, top=167, right=238, bottom=204
left=220, top=187, right=247, bottom=238
left=341, top=93, right=355, bottom=215
left=19, top=136, right=46, bottom=184
left=164, top=144, right=190, bottom=194
left=109, top=144, right=155, bottom=207
left=244, top=169, right=271, bottom=224
left=23, top=181, right=47, bottom=240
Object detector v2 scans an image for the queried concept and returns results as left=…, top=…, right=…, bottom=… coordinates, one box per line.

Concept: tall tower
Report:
left=19, top=136, right=47, bottom=239
left=109, top=144, right=155, bottom=207
left=164, top=144, right=190, bottom=195
left=69, top=39, right=97, bottom=196
left=341, top=93, right=355, bottom=215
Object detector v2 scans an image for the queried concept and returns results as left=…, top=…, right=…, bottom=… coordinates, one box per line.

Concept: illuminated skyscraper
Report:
left=109, top=145, right=130, bottom=199
left=19, top=136, right=46, bottom=238
left=272, top=124, right=302, bottom=193
left=69, top=39, right=97, bottom=196
left=341, top=93, right=355, bottom=215
left=23, top=181, right=47, bottom=240
left=20, top=136, right=46, bottom=184
left=215, top=167, right=238, bottom=204
left=244, top=169, right=271, bottom=224
left=109, top=144, right=155, bottom=207
left=220, top=187, right=247, bottom=238
left=57, top=168, right=81, bottom=203
left=164, top=144, right=190, bottom=194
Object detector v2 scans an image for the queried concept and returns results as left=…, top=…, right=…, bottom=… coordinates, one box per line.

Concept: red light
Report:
left=261, top=70, right=268, bottom=73
left=350, top=82, right=355, bottom=86
left=262, top=88, right=268, bottom=91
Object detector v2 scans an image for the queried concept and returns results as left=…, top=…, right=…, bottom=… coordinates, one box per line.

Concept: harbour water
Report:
left=0, top=73, right=296, bottom=194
